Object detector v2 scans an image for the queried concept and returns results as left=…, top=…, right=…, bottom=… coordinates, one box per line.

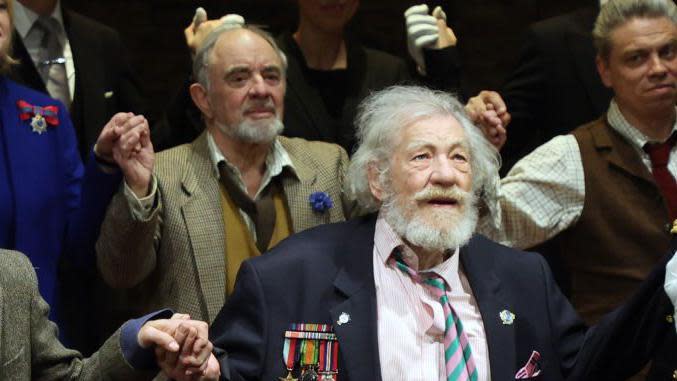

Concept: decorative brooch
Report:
left=17, top=100, right=60, bottom=134
left=309, top=191, right=333, bottom=213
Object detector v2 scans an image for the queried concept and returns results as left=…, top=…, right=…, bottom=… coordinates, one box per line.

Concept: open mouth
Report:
left=426, top=198, right=459, bottom=206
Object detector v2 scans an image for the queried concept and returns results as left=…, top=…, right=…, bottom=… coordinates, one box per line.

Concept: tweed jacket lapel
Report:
left=278, top=137, right=334, bottom=232
left=180, top=133, right=227, bottom=322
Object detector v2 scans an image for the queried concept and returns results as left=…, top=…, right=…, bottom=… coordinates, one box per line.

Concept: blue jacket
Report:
left=0, top=77, right=120, bottom=318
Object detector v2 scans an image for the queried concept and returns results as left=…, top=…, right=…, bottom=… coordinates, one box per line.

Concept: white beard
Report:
left=215, top=117, right=284, bottom=144
left=383, top=186, right=478, bottom=253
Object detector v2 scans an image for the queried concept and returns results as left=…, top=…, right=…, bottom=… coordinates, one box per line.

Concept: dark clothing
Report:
left=153, top=33, right=461, bottom=154
left=9, top=8, right=146, bottom=160
left=210, top=215, right=675, bottom=381
left=500, top=6, right=612, bottom=174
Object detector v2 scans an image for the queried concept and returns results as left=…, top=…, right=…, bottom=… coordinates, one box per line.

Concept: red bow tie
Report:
left=17, top=100, right=60, bottom=126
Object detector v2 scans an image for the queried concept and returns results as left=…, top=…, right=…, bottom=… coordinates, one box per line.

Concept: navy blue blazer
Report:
left=210, top=215, right=674, bottom=381
left=0, top=77, right=120, bottom=316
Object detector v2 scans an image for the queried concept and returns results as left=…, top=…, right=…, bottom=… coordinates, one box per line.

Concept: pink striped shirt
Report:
left=373, top=215, right=491, bottom=381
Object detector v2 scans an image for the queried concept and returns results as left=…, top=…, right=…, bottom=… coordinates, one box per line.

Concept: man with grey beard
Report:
left=95, top=24, right=355, bottom=327
left=204, top=85, right=677, bottom=381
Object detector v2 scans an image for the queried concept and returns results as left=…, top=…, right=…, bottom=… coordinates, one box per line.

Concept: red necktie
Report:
left=644, top=134, right=677, bottom=220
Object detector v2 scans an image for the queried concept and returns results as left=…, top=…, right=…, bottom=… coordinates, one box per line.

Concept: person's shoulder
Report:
left=467, top=234, right=550, bottom=278
left=278, top=136, right=348, bottom=161
left=4, top=78, right=63, bottom=107
left=0, top=249, right=38, bottom=290
left=249, top=215, right=373, bottom=269
left=64, top=8, right=119, bottom=39
left=530, top=6, right=597, bottom=37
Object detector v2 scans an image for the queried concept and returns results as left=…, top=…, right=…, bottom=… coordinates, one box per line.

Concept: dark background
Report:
left=62, top=0, right=593, bottom=121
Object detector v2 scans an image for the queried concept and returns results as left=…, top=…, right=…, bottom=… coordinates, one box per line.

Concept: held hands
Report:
left=185, top=8, right=245, bottom=54
left=405, top=4, right=457, bottom=74
left=138, top=313, right=221, bottom=381
left=465, top=91, right=511, bottom=150
left=94, top=112, right=154, bottom=197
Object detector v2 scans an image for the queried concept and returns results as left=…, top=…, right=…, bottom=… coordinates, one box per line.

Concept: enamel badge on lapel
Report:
left=499, top=309, right=515, bottom=325
left=336, top=312, right=350, bottom=326
left=671, top=219, right=677, bottom=234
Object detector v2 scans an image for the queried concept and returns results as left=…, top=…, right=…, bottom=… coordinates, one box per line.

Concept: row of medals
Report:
left=281, top=365, right=337, bottom=381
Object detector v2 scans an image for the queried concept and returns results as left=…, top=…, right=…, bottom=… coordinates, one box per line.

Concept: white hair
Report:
left=346, top=85, right=500, bottom=213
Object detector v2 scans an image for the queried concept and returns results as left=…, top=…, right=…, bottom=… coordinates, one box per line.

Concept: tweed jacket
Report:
left=0, top=249, right=149, bottom=381
left=97, top=132, right=353, bottom=324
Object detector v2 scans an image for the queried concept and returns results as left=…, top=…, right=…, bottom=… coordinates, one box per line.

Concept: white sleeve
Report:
left=479, top=135, right=585, bottom=249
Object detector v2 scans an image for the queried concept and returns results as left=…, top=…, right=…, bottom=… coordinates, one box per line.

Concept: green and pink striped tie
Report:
left=390, top=249, right=478, bottom=381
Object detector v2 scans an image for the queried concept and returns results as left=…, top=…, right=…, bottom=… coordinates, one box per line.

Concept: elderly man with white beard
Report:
left=96, top=23, right=355, bottom=327
left=199, top=85, right=677, bottom=381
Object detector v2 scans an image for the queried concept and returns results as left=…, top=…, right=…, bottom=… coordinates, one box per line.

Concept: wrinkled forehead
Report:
left=210, top=29, right=283, bottom=68
left=395, top=114, right=468, bottom=149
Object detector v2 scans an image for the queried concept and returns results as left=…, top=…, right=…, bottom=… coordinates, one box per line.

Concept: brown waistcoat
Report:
left=536, top=118, right=671, bottom=326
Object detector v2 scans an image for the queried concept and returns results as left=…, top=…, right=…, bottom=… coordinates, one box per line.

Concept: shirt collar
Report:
left=206, top=131, right=296, bottom=196
left=14, top=0, right=65, bottom=39
left=374, top=212, right=461, bottom=286
left=607, top=98, right=677, bottom=147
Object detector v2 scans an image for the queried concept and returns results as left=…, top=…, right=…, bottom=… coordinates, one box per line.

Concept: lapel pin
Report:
left=671, top=219, right=677, bottom=234
left=499, top=309, right=515, bottom=325
left=337, top=312, right=350, bottom=326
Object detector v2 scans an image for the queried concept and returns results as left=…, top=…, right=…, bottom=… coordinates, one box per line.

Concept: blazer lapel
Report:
left=180, top=133, right=227, bottom=322
left=279, top=138, right=332, bottom=233
left=329, top=216, right=382, bottom=381
left=460, top=237, right=516, bottom=379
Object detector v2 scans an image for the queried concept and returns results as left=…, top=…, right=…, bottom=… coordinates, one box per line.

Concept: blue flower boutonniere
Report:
left=309, top=191, right=333, bottom=213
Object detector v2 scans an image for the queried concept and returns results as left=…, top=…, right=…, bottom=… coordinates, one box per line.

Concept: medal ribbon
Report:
left=17, top=100, right=59, bottom=126
left=300, top=339, right=319, bottom=366
left=282, top=336, right=297, bottom=371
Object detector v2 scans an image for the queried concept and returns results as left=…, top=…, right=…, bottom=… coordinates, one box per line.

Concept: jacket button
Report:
left=667, top=314, right=675, bottom=324
left=672, top=370, right=677, bottom=379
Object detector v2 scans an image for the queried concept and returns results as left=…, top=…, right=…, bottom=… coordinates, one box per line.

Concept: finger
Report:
left=188, top=337, right=213, bottom=366
left=499, top=111, right=512, bottom=127
left=220, top=14, right=245, bottom=27
left=171, top=313, right=191, bottom=320
left=118, top=115, right=147, bottom=134
left=404, top=4, right=429, bottom=18
left=480, top=91, right=507, bottom=114
left=432, top=6, right=447, bottom=21
left=414, top=34, right=438, bottom=48
left=193, top=7, right=207, bottom=29
left=165, top=323, right=189, bottom=367
left=406, top=14, right=437, bottom=28
left=183, top=340, right=212, bottom=375
left=138, top=325, right=180, bottom=352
